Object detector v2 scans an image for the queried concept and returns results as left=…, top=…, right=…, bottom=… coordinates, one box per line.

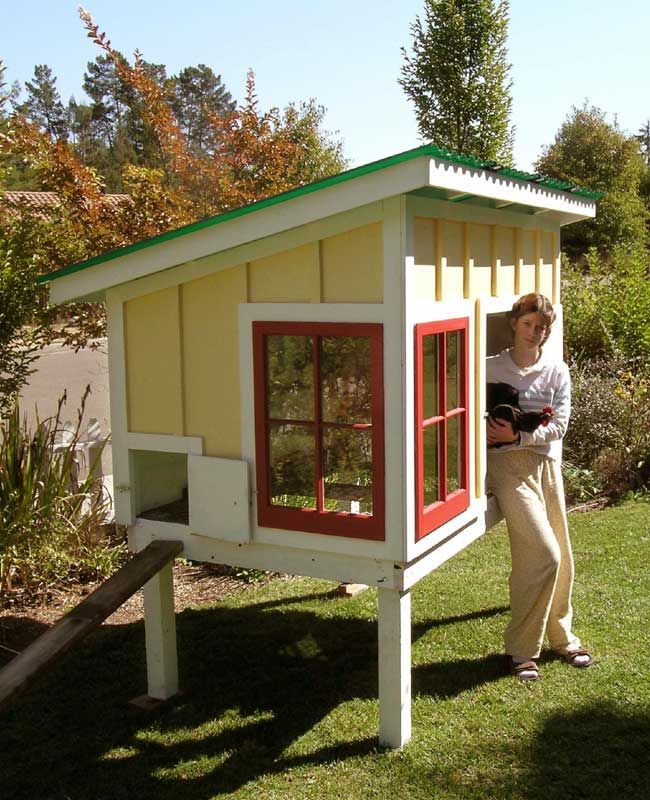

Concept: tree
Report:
left=637, top=119, right=650, bottom=166
left=400, top=0, right=514, bottom=164
left=168, top=65, right=236, bottom=155
left=16, top=65, right=69, bottom=140
left=536, top=105, right=647, bottom=259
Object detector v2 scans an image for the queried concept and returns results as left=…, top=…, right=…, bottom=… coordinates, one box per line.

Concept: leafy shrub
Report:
left=0, top=392, right=126, bottom=595
left=565, top=356, right=650, bottom=497
left=562, top=245, right=650, bottom=362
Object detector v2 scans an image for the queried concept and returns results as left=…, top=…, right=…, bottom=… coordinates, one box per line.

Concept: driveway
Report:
left=19, top=338, right=112, bottom=475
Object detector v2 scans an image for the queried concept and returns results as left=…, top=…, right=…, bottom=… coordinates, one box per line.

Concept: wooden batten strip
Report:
left=474, top=298, right=483, bottom=499
left=463, top=222, right=470, bottom=298
left=514, top=228, right=521, bottom=295
left=535, top=229, right=542, bottom=293
left=552, top=232, right=560, bottom=305
left=177, top=285, right=187, bottom=437
left=490, top=225, right=498, bottom=296
left=435, top=219, right=444, bottom=301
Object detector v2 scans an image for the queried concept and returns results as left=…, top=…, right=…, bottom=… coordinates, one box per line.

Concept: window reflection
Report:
left=422, top=334, right=438, bottom=419
left=446, top=331, right=460, bottom=411
left=321, top=337, right=372, bottom=423
left=423, top=425, right=439, bottom=507
left=447, top=415, right=461, bottom=494
left=323, top=428, right=373, bottom=514
left=267, top=335, right=313, bottom=420
left=269, top=424, right=316, bottom=509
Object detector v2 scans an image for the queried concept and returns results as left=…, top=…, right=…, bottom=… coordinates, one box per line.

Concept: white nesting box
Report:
left=42, top=145, right=597, bottom=747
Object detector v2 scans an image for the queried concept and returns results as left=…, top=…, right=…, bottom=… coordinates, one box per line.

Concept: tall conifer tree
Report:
left=400, top=0, right=514, bottom=164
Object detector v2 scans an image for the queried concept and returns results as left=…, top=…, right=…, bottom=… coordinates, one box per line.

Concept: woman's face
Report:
left=511, top=312, right=548, bottom=350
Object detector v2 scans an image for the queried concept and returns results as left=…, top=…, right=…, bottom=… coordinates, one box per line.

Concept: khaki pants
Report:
left=487, top=449, right=581, bottom=659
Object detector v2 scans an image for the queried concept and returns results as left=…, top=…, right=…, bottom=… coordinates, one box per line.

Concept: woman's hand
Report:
left=487, top=417, right=518, bottom=445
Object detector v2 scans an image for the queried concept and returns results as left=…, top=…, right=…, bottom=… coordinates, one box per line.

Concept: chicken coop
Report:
left=41, top=144, right=598, bottom=747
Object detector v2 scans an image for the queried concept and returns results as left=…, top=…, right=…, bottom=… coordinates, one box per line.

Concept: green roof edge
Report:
left=38, top=143, right=602, bottom=285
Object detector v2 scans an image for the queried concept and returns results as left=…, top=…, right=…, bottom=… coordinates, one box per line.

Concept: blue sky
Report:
left=2, top=1, right=649, bottom=171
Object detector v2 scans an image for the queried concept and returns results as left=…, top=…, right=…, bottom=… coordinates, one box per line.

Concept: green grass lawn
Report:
left=2, top=500, right=650, bottom=799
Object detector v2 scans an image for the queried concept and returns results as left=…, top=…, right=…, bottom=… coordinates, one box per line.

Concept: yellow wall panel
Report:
left=469, top=223, right=491, bottom=298
left=414, top=217, right=435, bottom=266
left=442, top=220, right=464, bottom=299
left=321, top=223, right=383, bottom=302
left=181, top=265, right=247, bottom=458
left=519, top=230, right=536, bottom=293
left=249, top=242, right=319, bottom=302
left=125, top=287, right=183, bottom=435
left=539, top=231, right=554, bottom=298
left=495, top=226, right=515, bottom=296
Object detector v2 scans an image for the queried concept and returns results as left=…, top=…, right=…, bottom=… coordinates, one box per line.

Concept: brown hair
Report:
left=506, top=293, right=556, bottom=345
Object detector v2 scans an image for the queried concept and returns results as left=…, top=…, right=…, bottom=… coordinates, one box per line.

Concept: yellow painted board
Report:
left=125, top=287, right=183, bottom=435
left=469, top=223, right=491, bottom=298
left=539, top=231, right=554, bottom=298
left=249, top=242, right=319, bottom=302
left=519, top=230, right=536, bottom=293
left=413, top=217, right=435, bottom=266
left=442, top=219, right=464, bottom=299
left=495, top=226, right=516, bottom=296
left=321, top=222, right=383, bottom=302
left=181, top=265, right=247, bottom=458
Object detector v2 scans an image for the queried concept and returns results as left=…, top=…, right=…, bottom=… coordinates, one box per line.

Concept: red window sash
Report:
left=253, top=321, right=385, bottom=541
left=414, top=318, right=470, bottom=541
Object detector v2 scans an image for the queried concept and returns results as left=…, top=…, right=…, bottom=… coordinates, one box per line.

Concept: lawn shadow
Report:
left=0, top=594, right=507, bottom=799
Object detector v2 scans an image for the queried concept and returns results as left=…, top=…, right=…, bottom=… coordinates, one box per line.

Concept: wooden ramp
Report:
left=0, top=539, right=184, bottom=711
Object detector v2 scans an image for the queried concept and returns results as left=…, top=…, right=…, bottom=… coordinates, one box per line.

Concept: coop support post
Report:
left=143, top=561, right=178, bottom=700
left=378, top=586, right=412, bottom=748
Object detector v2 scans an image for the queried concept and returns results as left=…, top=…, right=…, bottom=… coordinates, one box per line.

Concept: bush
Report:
left=562, top=245, right=650, bottom=362
left=0, top=392, right=126, bottom=595
left=565, top=356, right=650, bottom=498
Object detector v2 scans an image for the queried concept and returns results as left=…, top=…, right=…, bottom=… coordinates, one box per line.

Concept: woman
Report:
left=486, top=293, right=593, bottom=681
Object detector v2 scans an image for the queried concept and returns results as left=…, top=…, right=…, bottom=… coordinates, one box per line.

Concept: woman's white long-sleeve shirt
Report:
left=486, top=348, right=571, bottom=461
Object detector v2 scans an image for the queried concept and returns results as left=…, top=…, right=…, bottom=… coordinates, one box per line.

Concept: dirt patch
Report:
left=0, top=563, right=286, bottom=661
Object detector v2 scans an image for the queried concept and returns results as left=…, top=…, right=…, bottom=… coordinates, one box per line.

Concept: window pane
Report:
left=323, top=428, right=373, bottom=514
left=423, top=424, right=439, bottom=507
left=269, top=424, right=316, bottom=509
left=321, top=336, right=372, bottom=423
left=266, top=335, right=313, bottom=420
left=422, top=334, right=438, bottom=419
left=447, top=415, right=462, bottom=494
left=446, top=331, right=461, bottom=411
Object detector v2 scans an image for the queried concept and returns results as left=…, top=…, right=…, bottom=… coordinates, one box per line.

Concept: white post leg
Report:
left=142, top=561, right=178, bottom=700
left=378, top=587, right=412, bottom=748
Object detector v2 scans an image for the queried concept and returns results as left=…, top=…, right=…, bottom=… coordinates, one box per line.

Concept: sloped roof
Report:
left=39, top=144, right=600, bottom=302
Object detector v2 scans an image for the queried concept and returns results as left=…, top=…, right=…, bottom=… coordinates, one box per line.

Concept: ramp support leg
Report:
left=378, top=586, right=412, bottom=748
left=143, top=561, right=178, bottom=700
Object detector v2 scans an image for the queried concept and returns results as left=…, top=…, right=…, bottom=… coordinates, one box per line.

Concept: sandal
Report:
left=507, top=657, right=541, bottom=682
left=557, top=647, right=594, bottom=668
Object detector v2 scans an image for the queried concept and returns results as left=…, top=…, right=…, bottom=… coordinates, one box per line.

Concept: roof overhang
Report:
left=41, top=146, right=598, bottom=305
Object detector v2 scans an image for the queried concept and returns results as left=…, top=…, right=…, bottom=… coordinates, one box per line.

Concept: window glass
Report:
left=269, top=423, right=316, bottom=509
left=447, top=415, right=461, bottom=494
left=321, top=336, right=372, bottom=423
left=322, top=428, right=373, bottom=514
left=423, top=425, right=439, bottom=508
left=422, top=334, right=438, bottom=420
left=446, top=331, right=460, bottom=411
left=267, top=335, right=313, bottom=420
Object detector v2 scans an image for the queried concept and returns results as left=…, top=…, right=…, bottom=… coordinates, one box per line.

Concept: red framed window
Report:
left=253, top=321, right=385, bottom=540
left=414, top=317, right=470, bottom=540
